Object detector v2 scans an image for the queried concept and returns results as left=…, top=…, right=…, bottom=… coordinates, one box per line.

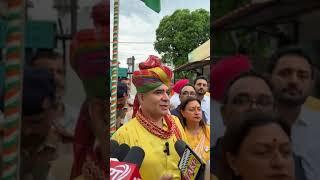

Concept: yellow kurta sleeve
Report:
left=171, top=115, right=188, bottom=143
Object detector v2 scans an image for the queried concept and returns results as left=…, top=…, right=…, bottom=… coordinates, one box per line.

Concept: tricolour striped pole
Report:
left=2, top=0, right=24, bottom=179
left=110, top=0, right=119, bottom=136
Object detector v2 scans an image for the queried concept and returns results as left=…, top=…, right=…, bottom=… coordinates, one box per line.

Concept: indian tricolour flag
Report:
left=141, top=0, right=161, bottom=13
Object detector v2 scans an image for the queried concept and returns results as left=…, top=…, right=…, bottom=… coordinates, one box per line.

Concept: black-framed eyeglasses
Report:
left=181, top=91, right=196, bottom=97
left=230, top=95, right=274, bottom=108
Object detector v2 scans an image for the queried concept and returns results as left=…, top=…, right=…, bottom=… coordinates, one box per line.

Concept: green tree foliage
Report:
left=154, top=9, right=209, bottom=67
left=213, top=0, right=273, bottom=73
left=213, top=0, right=250, bottom=57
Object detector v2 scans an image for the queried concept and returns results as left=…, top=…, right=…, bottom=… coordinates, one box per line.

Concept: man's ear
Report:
left=137, top=93, right=144, bottom=103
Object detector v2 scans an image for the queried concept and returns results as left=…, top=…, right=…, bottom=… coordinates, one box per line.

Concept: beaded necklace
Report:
left=136, top=110, right=181, bottom=140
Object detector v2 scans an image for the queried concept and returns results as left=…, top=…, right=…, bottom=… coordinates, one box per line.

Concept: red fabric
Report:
left=70, top=1, right=108, bottom=179
left=138, top=55, right=161, bottom=69
left=70, top=102, right=106, bottom=179
left=211, top=54, right=252, bottom=102
left=69, top=28, right=109, bottom=79
left=91, top=0, right=109, bottom=27
left=138, top=55, right=173, bottom=80
left=71, top=102, right=92, bottom=179
left=172, top=79, right=189, bottom=93
left=132, top=95, right=140, bottom=118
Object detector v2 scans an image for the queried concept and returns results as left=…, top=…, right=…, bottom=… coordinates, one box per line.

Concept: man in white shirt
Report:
left=194, top=76, right=210, bottom=123
left=31, top=50, right=78, bottom=138
left=268, top=47, right=320, bottom=180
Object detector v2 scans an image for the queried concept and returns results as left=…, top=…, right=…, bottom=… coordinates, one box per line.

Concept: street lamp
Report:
left=127, top=56, right=135, bottom=74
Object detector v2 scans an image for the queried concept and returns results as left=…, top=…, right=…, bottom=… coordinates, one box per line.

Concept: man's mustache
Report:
left=281, top=86, right=302, bottom=95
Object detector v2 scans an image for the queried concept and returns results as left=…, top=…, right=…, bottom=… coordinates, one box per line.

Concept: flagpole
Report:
left=110, top=0, right=119, bottom=137
left=2, top=0, right=24, bottom=179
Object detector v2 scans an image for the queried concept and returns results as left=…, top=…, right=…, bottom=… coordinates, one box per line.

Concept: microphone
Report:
left=111, top=143, right=130, bottom=161
left=175, top=140, right=205, bottom=180
left=122, top=146, right=145, bottom=168
left=164, top=142, right=170, bottom=155
left=110, top=146, right=145, bottom=180
left=110, top=139, right=119, bottom=156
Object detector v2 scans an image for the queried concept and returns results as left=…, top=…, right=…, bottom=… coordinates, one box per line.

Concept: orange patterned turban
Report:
left=132, top=55, right=172, bottom=93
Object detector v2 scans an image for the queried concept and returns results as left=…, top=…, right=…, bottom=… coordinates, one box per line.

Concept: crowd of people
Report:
left=112, top=55, right=211, bottom=179
left=211, top=46, right=320, bottom=180
left=112, top=45, right=320, bottom=180
left=0, top=1, right=319, bottom=179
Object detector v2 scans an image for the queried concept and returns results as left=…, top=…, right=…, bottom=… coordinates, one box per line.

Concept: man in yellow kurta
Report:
left=112, top=55, right=188, bottom=180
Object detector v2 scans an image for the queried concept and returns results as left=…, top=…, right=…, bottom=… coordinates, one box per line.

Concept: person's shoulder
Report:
left=205, top=125, right=210, bottom=132
left=171, top=115, right=182, bottom=125
left=304, top=96, right=320, bottom=112
left=170, top=108, right=180, bottom=116
left=203, top=95, right=210, bottom=102
left=301, top=104, right=320, bottom=126
left=112, top=117, right=139, bottom=137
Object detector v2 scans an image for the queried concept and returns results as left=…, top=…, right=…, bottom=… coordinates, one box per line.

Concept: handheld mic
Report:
left=111, top=143, right=130, bottom=161
left=175, top=140, right=205, bottom=180
left=110, top=146, right=145, bottom=180
left=110, top=139, right=119, bottom=155
left=122, top=146, right=145, bottom=168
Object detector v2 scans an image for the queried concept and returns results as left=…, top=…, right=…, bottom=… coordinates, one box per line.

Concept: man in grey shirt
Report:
left=268, top=47, right=320, bottom=180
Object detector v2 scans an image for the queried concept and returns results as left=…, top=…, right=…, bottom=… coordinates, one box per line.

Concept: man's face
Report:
left=120, top=79, right=130, bottom=88
left=223, top=77, right=275, bottom=126
left=140, top=84, right=170, bottom=117
left=117, top=95, right=128, bottom=110
left=179, top=86, right=196, bottom=103
left=195, top=79, right=208, bottom=96
left=33, top=58, right=65, bottom=96
left=270, top=55, right=313, bottom=107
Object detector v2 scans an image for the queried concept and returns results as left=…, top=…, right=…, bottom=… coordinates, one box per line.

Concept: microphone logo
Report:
left=110, top=164, right=131, bottom=180
left=178, top=148, right=202, bottom=180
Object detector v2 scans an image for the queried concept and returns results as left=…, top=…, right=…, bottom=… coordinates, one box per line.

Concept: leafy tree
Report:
left=213, top=0, right=274, bottom=73
left=154, top=9, right=209, bottom=67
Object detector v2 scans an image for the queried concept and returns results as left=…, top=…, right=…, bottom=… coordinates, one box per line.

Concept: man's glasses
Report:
left=181, top=91, right=196, bottom=97
left=230, top=95, right=274, bottom=108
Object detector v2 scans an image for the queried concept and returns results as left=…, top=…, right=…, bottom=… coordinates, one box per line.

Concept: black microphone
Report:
left=175, top=139, right=186, bottom=157
left=122, top=146, right=145, bottom=169
left=175, top=140, right=205, bottom=180
left=164, top=142, right=170, bottom=155
left=111, top=143, right=130, bottom=161
left=110, top=139, right=119, bottom=155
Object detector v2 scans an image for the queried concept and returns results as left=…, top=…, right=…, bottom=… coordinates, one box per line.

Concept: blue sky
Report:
left=110, top=0, right=210, bottom=68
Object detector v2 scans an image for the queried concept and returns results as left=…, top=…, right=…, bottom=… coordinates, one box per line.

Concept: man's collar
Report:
left=162, top=117, right=169, bottom=129
left=295, top=107, right=309, bottom=126
left=201, top=95, right=208, bottom=102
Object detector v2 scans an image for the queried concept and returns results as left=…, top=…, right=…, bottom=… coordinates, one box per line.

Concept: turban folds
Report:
left=69, top=28, right=108, bottom=99
left=172, top=79, right=189, bottom=94
left=132, top=55, right=172, bottom=93
left=211, top=54, right=252, bottom=102
left=132, top=55, right=172, bottom=117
